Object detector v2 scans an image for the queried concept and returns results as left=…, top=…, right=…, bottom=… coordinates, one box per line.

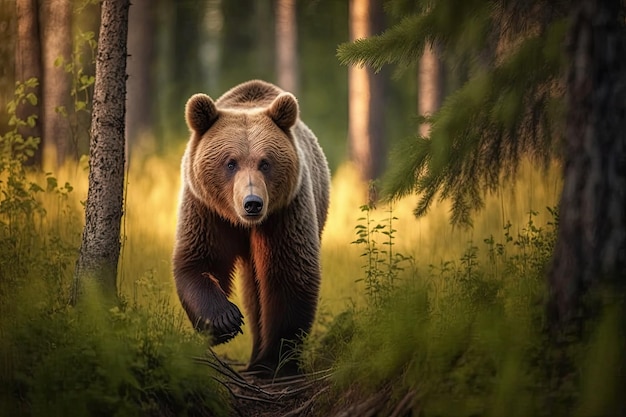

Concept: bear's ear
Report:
left=185, top=94, right=219, bottom=135
left=266, top=93, right=298, bottom=131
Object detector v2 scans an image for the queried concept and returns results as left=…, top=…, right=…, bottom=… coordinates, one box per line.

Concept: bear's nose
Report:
left=243, top=195, right=264, bottom=215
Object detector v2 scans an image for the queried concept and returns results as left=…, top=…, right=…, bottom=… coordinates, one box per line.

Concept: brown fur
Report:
left=173, top=80, right=330, bottom=377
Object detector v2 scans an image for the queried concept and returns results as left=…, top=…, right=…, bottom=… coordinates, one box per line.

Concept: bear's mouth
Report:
left=238, top=212, right=265, bottom=226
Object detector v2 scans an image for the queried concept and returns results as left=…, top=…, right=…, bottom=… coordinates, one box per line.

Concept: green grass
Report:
left=303, top=164, right=624, bottom=417
left=321, top=210, right=556, bottom=416
left=0, top=95, right=230, bottom=416
left=2, top=106, right=623, bottom=416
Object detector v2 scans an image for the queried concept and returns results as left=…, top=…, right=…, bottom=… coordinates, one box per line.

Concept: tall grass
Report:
left=0, top=88, right=229, bottom=416
left=10, top=87, right=619, bottom=415
left=310, top=163, right=624, bottom=416
left=322, top=210, right=558, bottom=416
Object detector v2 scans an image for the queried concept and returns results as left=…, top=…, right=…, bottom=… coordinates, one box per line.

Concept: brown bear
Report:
left=173, top=80, right=330, bottom=377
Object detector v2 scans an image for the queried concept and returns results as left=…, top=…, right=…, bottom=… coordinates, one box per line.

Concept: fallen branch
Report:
left=280, top=386, right=330, bottom=417
left=389, top=389, right=417, bottom=417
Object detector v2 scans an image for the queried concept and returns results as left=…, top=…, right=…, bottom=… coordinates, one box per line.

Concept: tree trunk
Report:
left=548, top=0, right=626, bottom=325
left=418, top=42, right=442, bottom=137
left=72, top=0, right=130, bottom=303
left=200, top=0, right=222, bottom=94
left=253, top=0, right=273, bottom=82
left=40, top=0, right=72, bottom=168
left=15, top=0, right=43, bottom=166
left=126, top=0, right=155, bottom=152
left=348, top=0, right=385, bottom=187
left=0, top=0, right=16, bottom=122
left=275, top=0, right=298, bottom=95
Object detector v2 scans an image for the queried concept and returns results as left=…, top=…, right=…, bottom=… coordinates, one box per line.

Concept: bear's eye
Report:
left=227, top=159, right=237, bottom=171
left=259, top=160, right=270, bottom=172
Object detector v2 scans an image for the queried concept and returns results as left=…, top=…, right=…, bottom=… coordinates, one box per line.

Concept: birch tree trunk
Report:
left=72, top=0, right=130, bottom=303
left=548, top=0, right=626, bottom=325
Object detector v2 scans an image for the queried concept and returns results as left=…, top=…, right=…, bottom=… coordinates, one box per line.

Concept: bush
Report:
left=0, top=80, right=230, bottom=417
left=323, top=207, right=586, bottom=417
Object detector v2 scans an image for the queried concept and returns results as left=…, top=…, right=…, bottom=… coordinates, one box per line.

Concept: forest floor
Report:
left=207, top=352, right=417, bottom=417
left=206, top=352, right=331, bottom=417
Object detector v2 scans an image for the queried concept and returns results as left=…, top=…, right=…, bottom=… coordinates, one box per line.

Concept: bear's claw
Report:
left=204, top=301, right=244, bottom=345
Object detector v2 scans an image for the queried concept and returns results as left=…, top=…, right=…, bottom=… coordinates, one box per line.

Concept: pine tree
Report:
left=338, top=0, right=569, bottom=225
left=548, top=0, right=626, bottom=326
left=339, top=0, right=626, bottom=327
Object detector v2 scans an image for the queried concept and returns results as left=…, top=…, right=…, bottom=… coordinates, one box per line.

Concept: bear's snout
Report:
left=233, top=170, right=268, bottom=225
left=243, top=195, right=264, bottom=215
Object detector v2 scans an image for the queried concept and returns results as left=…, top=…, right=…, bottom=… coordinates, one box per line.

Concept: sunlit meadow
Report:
left=41, top=149, right=562, bottom=365
left=21, top=139, right=626, bottom=417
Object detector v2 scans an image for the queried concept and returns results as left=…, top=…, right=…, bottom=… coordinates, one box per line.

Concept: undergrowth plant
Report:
left=324, top=206, right=598, bottom=417
left=0, top=80, right=230, bottom=416
left=53, top=0, right=99, bottom=157
left=0, top=79, right=75, bottom=291
left=352, top=204, right=413, bottom=306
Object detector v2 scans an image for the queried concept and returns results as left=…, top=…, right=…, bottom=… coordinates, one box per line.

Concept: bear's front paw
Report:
left=201, top=301, right=244, bottom=345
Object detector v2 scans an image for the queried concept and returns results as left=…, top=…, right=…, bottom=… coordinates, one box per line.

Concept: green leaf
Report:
left=55, top=106, right=68, bottom=117
left=80, top=75, right=95, bottom=86
left=29, top=182, right=44, bottom=193
left=26, top=93, right=38, bottom=106
left=47, top=176, right=58, bottom=192
left=25, top=77, right=39, bottom=88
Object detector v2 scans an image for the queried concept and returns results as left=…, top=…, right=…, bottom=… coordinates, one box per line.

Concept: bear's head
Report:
left=183, top=92, right=302, bottom=226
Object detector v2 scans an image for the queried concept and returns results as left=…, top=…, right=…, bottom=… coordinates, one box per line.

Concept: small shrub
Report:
left=352, top=204, right=413, bottom=306
left=328, top=206, right=579, bottom=416
left=0, top=81, right=230, bottom=417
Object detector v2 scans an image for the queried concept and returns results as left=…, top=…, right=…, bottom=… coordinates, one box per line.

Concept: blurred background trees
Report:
left=338, top=0, right=626, bottom=329
left=1, top=0, right=419, bottom=176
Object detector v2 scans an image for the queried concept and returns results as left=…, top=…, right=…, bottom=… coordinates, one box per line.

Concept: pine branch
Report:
left=340, top=0, right=568, bottom=226
left=337, top=14, right=431, bottom=72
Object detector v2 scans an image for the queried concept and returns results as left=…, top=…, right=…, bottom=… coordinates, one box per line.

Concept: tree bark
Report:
left=15, top=0, right=43, bottom=165
left=40, top=0, right=72, bottom=168
left=548, top=0, right=626, bottom=324
left=72, top=0, right=130, bottom=303
left=275, top=0, right=298, bottom=95
left=0, top=1, right=16, bottom=119
left=418, top=42, right=442, bottom=137
left=348, top=0, right=385, bottom=186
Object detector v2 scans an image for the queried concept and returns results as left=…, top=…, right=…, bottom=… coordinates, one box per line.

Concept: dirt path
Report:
left=203, top=352, right=417, bottom=417
left=202, top=352, right=332, bottom=417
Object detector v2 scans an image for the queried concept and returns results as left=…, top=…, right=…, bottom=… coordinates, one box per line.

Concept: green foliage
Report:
left=53, top=0, right=99, bottom=158
left=1, top=284, right=229, bottom=417
left=338, top=0, right=569, bottom=225
left=0, top=79, right=73, bottom=289
left=324, top=207, right=624, bottom=416
left=352, top=204, right=413, bottom=306
left=54, top=30, right=96, bottom=114
left=0, top=82, right=230, bottom=417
